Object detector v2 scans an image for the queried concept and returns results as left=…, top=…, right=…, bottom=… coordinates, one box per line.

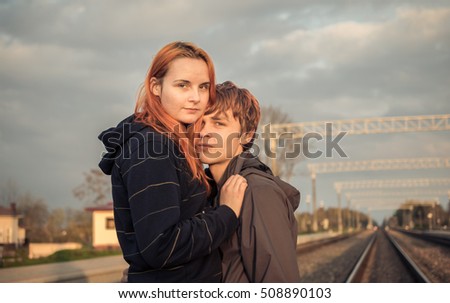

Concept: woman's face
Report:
left=152, top=57, right=210, bottom=125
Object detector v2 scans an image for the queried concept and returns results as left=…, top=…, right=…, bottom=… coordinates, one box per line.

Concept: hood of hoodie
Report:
left=98, top=114, right=147, bottom=175
left=217, top=152, right=301, bottom=211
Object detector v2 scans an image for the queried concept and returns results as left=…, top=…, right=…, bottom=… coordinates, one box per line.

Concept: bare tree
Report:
left=65, top=209, right=92, bottom=246
left=255, top=105, right=303, bottom=181
left=1, top=180, right=93, bottom=244
left=73, top=168, right=111, bottom=206
left=46, top=208, right=67, bottom=242
left=16, top=193, right=50, bottom=243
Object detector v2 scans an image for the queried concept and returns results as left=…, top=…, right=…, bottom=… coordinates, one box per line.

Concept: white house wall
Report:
left=92, top=211, right=119, bottom=248
left=0, top=216, right=20, bottom=245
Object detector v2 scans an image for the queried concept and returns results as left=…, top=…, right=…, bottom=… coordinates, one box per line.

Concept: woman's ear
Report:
left=150, top=77, right=161, bottom=97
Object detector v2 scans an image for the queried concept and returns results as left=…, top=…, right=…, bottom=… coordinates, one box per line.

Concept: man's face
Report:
left=196, top=109, right=244, bottom=167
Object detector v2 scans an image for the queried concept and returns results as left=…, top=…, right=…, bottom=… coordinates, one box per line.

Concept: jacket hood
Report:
left=97, top=114, right=146, bottom=175
left=218, top=152, right=301, bottom=211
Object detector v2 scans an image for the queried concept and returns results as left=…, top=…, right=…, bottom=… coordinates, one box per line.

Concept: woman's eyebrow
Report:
left=173, top=79, right=190, bottom=83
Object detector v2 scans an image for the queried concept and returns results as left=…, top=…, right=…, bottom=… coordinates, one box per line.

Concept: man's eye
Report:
left=178, top=83, right=188, bottom=88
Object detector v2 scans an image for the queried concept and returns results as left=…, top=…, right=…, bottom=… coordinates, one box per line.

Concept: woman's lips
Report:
left=184, top=108, right=200, bottom=113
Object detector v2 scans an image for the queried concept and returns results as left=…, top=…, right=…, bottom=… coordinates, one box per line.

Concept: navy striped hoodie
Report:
left=98, top=115, right=238, bottom=282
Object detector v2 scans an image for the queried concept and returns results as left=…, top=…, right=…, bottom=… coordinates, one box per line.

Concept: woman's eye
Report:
left=200, top=84, right=210, bottom=90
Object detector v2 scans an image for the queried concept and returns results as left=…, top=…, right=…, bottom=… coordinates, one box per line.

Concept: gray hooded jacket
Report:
left=212, top=152, right=301, bottom=282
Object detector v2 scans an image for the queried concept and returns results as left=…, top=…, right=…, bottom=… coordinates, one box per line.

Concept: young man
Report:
left=197, top=81, right=301, bottom=282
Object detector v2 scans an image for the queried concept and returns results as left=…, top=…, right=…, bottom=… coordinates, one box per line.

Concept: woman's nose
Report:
left=188, top=88, right=200, bottom=103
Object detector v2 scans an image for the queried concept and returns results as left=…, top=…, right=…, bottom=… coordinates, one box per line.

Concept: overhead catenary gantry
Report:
left=308, top=157, right=450, bottom=175
left=334, top=178, right=450, bottom=231
left=349, top=198, right=440, bottom=208
left=348, top=198, right=441, bottom=229
left=267, top=114, right=450, bottom=232
left=344, top=189, right=450, bottom=230
left=308, top=156, right=450, bottom=232
left=270, top=114, right=450, bottom=139
left=334, top=178, right=450, bottom=191
left=345, top=189, right=450, bottom=199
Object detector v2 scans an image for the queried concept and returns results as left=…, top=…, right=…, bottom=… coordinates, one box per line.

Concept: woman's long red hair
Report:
left=134, top=41, right=215, bottom=192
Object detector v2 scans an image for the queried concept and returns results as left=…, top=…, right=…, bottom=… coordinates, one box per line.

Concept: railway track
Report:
left=297, top=230, right=374, bottom=282
left=346, top=229, right=430, bottom=282
left=297, top=228, right=449, bottom=282
left=387, top=228, right=450, bottom=282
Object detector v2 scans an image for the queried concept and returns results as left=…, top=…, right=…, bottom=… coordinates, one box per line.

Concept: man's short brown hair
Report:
left=206, top=81, right=261, bottom=150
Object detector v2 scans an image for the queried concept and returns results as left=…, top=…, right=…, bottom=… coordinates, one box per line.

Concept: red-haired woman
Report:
left=98, top=42, right=247, bottom=282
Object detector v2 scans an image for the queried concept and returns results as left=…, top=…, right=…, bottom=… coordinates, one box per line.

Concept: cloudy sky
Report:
left=1, top=0, right=449, bottom=224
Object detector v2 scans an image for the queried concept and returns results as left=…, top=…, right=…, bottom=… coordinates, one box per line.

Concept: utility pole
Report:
left=311, top=170, right=318, bottom=232
left=336, top=186, right=343, bottom=233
